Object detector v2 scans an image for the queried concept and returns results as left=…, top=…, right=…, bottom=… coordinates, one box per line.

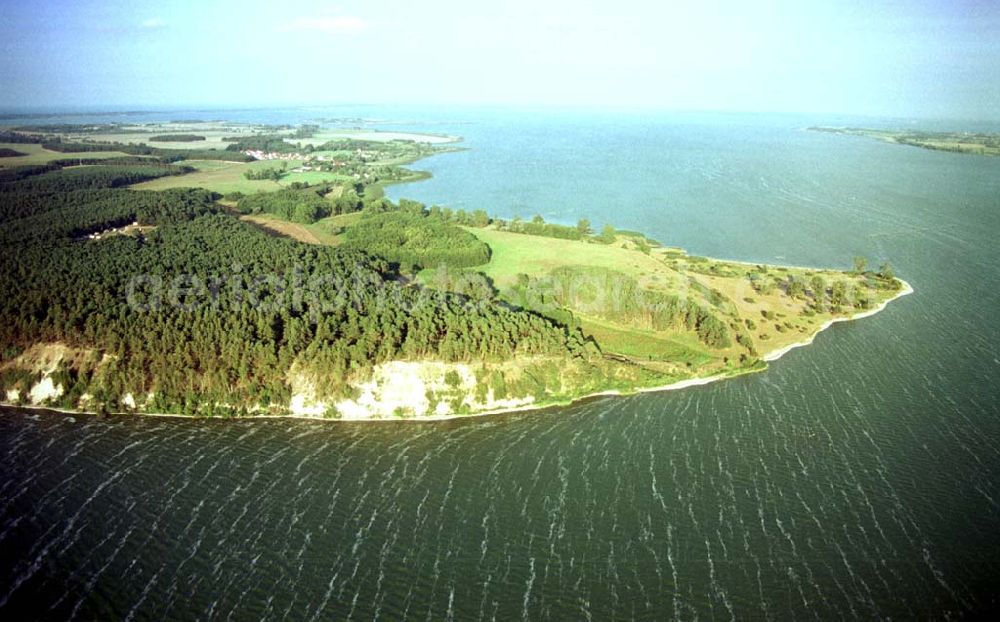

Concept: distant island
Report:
left=810, top=126, right=1000, bottom=156
left=0, top=121, right=910, bottom=420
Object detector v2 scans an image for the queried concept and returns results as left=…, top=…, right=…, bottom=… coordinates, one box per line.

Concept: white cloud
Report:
left=140, top=18, right=166, bottom=30
left=279, top=16, right=367, bottom=33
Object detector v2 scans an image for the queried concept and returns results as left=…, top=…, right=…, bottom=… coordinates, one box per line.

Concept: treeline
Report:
left=493, top=215, right=623, bottom=245
left=0, top=131, right=42, bottom=144
left=243, top=165, right=285, bottom=181
left=341, top=211, right=492, bottom=271
left=47, top=156, right=172, bottom=168
left=150, top=134, right=206, bottom=142
left=0, top=165, right=588, bottom=415
left=0, top=164, right=60, bottom=183
left=501, top=216, right=586, bottom=240
left=0, top=148, right=26, bottom=157
left=426, top=205, right=491, bottom=227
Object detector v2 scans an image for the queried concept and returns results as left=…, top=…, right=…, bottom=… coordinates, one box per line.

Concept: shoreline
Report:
left=1, top=279, right=912, bottom=424
left=760, top=278, right=913, bottom=362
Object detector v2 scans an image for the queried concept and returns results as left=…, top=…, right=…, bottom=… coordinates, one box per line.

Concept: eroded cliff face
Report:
left=2, top=343, right=545, bottom=419
left=1, top=343, right=90, bottom=407
left=290, top=360, right=539, bottom=420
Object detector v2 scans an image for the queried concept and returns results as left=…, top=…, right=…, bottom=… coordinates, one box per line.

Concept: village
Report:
left=242, top=146, right=381, bottom=174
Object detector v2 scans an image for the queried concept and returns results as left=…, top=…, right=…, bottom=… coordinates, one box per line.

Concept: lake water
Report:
left=2, top=106, right=999, bottom=618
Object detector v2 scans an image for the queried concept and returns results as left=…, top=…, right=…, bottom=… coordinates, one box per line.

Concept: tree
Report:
left=399, top=198, right=426, bottom=216
left=455, top=271, right=496, bottom=303
left=830, top=281, right=848, bottom=308
left=877, top=261, right=894, bottom=281
left=852, top=256, right=868, bottom=274
left=810, top=275, right=826, bottom=309
left=599, top=224, right=616, bottom=243
left=786, top=276, right=806, bottom=299
left=292, top=202, right=322, bottom=223
left=471, top=209, right=490, bottom=227
left=532, top=214, right=545, bottom=225
left=577, top=218, right=592, bottom=236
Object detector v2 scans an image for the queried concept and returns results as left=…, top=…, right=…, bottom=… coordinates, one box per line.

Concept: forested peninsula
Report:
left=0, top=122, right=910, bottom=420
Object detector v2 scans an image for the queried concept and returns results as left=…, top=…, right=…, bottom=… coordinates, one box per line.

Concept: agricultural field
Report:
left=41, top=121, right=276, bottom=152
left=130, top=160, right=280, bottom=194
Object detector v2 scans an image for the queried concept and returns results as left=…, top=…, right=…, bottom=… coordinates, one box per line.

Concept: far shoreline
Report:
left=0, top=280, right=913, bottom=424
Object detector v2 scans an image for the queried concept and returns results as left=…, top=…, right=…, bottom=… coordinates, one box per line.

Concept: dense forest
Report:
left=236, top=184, right=334, bottom=223
left=225, top=134, right=306, bottom=154
left=0, top=161, right=592, bottom=415
left=0, top=163, right=190, bottom=194
left=341, top=211, right=492, bottom=271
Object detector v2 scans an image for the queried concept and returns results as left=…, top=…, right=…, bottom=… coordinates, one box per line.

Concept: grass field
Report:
left=130, top=160, right=284, bottom=194
left=129, top=158, right=349, bottom=194
left=0, top=142, right=132, bottom=167
left=464, top=227, right=683, bottom=290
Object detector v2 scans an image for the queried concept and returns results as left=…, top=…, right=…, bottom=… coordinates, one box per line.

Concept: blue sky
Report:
left=1, top=0, right=998, bottom=118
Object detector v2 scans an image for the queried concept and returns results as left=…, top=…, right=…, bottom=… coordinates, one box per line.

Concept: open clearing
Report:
left=130, top=159, right=348, bottom=194
left=240, top=214, right=323, bottom=245
left=465, top=227, right=683, bottom=290
left=131, top=160, right=282, bottom=194
left=240, top=212, right=361, bottom=246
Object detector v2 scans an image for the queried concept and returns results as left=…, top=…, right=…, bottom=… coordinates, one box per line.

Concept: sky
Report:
left=0, top=0, right=998, bottom=119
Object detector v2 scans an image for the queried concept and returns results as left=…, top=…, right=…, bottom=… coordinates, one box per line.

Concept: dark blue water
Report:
left=2, top=106, right=999, bottom=618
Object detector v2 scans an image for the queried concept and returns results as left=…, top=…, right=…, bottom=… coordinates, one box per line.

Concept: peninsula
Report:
left=0, top=122, right=909, bottom=420
left=810, top=126, right=1000, bottom=156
